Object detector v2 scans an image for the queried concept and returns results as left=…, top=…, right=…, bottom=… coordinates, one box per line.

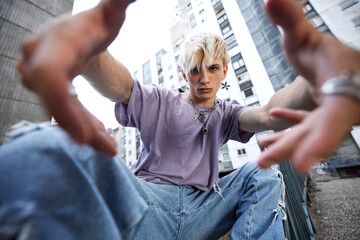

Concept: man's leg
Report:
left=180, top=162, right=285, bottom=240
left=0, top=125, right=148, bottom=240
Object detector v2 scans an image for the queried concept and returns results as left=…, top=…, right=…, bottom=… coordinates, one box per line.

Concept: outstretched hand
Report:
left=258, top=0, right=360, bottom=171
left=258, top=103, right=360, bottom=172
left=17, top=0, right=135, bottom=156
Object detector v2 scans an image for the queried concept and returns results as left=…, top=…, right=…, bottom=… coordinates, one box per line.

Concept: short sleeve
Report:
left=221, top=100, right=254, bottom=143
left=114, top=80, right=162, bottom=146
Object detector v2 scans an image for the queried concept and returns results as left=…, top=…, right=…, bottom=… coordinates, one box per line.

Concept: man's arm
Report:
left=238, top=76, right=317, bottom=132
left=82, top=50, right=133, bottom=103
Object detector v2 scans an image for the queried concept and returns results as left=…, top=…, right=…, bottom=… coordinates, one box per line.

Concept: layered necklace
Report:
left=188, top=93, right=220, bottom=134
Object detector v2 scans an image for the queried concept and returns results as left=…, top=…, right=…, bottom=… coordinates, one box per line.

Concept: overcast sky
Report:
left=72, top=0, right=174, bottom=128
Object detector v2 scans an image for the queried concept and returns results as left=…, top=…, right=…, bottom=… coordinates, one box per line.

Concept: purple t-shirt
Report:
left=115, top=80, right=253, bottom=191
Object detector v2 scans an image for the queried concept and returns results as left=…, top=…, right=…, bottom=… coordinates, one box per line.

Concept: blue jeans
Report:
left=0, top=124, right=285, bottom=239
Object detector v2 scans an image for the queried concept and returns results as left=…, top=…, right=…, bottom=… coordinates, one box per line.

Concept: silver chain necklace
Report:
left=188, top=93, right=219, bottom=134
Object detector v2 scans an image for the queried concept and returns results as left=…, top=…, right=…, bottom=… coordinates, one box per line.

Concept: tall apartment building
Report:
left=118, top=0, right=360, bottom=172
left=0, top=0, right=74, bottom=144
left=309, top=0, right=360, bottom=48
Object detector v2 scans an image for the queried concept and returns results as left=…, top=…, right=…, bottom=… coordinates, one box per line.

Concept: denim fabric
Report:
left=0, top=124, right=285, bottom=240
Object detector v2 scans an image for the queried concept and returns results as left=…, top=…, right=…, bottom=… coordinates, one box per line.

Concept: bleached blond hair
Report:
left=179, top=32, right=230, bottom=74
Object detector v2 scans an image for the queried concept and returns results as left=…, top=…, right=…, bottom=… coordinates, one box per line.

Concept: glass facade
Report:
left=143, top=60, right=152, bottom=85
left=235, top=0, right=297, bottom=91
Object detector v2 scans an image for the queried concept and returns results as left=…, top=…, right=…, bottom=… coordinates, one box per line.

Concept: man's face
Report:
left=183, top=58, right=228, bottom=107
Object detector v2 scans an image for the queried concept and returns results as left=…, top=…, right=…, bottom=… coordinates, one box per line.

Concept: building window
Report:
left=240, top=80, right=253, bottom=91
left=173, top=36, right=184, bottom=51
left=225, top=34, right=237, bottom=50
left=243, top=88, right=254, bottom=98
left=128, top=139, right=131, bottom=145
left=352, top=15, right=360, bottom=27
left=228, top=47, right=240, bottom=57
left=237, top=148, right=247, bottom=156
left=340, top=0, right=358, bottom=11
left=156, top=51, right=163, bottom=64
left=217, top=14, right=228, bottom=24
left=237, top=72, right=250, bottom=82
left=220, top=143, right=228, bottom=150
left=222, top=152, right=230, bottom=161
left=128, top=161, right=132, bottom=167
left=223, top=161, right=233, bottom=169
left=232, top=58, right=245, bottom=70
left=128, top=150, right=132, bottom=156
left=187, top=1, right=192, bottom=11
left=170, top=74, right=174, bottom=80
left=168, top=64, right=172, bottom=70
left=211, top=0, right=221, bottom=6
left=303, top=3, right=312, bottom=13
left=190, top=13, right=196, bottom=28
left=143, top=60, right=152, bottom=85
left=222, top=25, right=231, bottom=35
left=199, top=9, right=205, bottom=15
left=249, top=101, right=260, bottom=107
left=159, top=76, right=164, bottom=86
left=309, top=16, right=324, bottom=28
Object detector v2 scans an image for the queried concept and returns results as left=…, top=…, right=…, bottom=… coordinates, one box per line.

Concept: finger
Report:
left=293, top=121, right=348, bottom=173
left=17, top=60, right=39, bottom=92
left=265, top=0, right=319, bottom=49
left=258, top=131, right=284, bottom=148
left=46, top=86, right=89, bottom=144
left=90, top=127, right=117, bottom=156
left=21, top=36, right=39, bottom=61
left=265, top=0, right=304, bottom=31
left=27, top=61, right=89, bottom=143
left=85, top=113, right=117, bottom=156
left=269, top=108, right=309, bottom=124
left=258, top=125, right=308, bottom=168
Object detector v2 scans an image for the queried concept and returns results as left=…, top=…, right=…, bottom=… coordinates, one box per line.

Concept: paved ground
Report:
left=219, top=174, right=360, bottom=240
left=308, top=177, right=360, bottom=240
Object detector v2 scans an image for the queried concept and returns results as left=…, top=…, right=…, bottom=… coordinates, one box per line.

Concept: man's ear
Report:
left=181, top=70, right=188, bottom=82
left=223, top=65, right=228, bottom=79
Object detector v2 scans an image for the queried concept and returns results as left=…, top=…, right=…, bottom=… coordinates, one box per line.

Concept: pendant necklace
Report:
left=188, top=93, right=219, bottom=134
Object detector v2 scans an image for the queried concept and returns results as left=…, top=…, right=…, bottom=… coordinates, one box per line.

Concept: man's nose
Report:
left=200, top=71, right=210, bottom=84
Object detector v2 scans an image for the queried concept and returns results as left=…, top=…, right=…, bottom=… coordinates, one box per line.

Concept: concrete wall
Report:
left=0, top=0, right=74, bottom=144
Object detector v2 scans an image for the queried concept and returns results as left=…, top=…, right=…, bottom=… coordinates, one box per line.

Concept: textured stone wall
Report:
left=0, top=0, right=74, bottom=144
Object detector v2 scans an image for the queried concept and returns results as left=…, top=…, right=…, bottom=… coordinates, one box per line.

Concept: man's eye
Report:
left=190, top=68, right=199, bottom=73
left=209, top=66, right=217, bottom=71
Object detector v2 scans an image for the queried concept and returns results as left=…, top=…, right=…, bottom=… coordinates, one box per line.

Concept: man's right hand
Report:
left=17, top=0, right=135, bottom=156
left=258, top=0, right=360, bottom=171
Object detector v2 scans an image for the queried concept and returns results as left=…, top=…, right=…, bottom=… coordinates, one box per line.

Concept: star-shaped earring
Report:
left=221, top=81, right=230, bottom=91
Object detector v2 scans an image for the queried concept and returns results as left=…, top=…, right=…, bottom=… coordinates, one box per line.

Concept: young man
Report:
left=3, top=30, right=308, bottom=239
left=1, top=0, right=360, bottom=239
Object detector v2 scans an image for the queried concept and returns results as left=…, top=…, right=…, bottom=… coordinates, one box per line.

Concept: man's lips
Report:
left=198, top=88, right=212, bottom=93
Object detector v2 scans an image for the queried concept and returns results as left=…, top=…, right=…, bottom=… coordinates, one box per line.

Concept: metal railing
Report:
left=279, top=161, right=315, bottom=240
